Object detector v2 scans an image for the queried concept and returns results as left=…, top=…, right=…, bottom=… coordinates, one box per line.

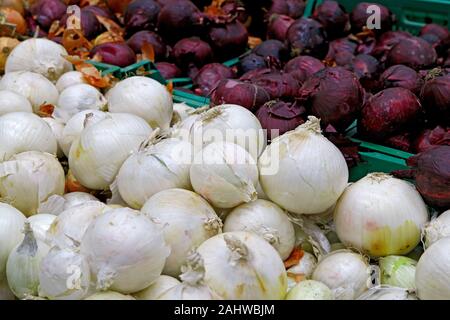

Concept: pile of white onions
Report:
left=423, top=210, right=450, bottom=249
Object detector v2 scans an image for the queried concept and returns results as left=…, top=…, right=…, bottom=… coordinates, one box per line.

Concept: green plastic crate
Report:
left=172, top=90, right=210, bottom=108
left=305, top=0, right=450, bottom=34
left=86, top=61, right=121, bottom=77
left=87, top=60, right=166, bottom=82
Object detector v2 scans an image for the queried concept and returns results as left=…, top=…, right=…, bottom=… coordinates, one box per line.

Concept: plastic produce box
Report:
left=305, top=0, right=450, bottom=34
left=86, top=60, right=120, bottom=77
left=87, top=59, right=165, bottom=82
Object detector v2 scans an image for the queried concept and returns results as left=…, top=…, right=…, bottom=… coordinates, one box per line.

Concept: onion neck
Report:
left=17, top=222, right=38, bottom=257
left=204, top=217, right=223, bottom=234
left=180, top=251, right=206, bottom=286
left=296, top=116, right=322, bottom=134
left=367, top=172, right=392, bottom=183
left=200, top=107, right=222, bottom=124
left=224, top=234, right=248, bottom=265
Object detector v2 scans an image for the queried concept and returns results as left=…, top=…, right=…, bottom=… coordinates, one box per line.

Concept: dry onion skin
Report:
left=5, top=38, right=72, bottom=82
left=423, top=210, right=450, bottom=249
left=197, top=231, right=287, bottom=300
left=259, top=116, right=348, bottom=215
left=0, top=37, right=20, bottom=73
left=334, top=173, right=429, bottom=257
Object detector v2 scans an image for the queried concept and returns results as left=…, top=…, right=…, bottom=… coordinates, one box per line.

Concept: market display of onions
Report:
left=0, top=0, right=447, bottom=303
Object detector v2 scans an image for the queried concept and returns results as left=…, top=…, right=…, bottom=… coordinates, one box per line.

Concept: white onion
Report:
left=117, top=137, right=193, bottom=209
left=197, top=231, right=287, bottom=300
left=0, top=112, right=57, bottom=160
left=63, top=192, right=99, bottom=209
left=0, top=71, right=59, bottom=113
left=39, top=246, right=91, bottom=300
left=55, top=71, right=87, bottom=92
left=47, top=201, right=108, bottom=249
left=106, top=76, right=172, bottom=129
left=190, top=141, right=259, bottom=209
left=80, top=207, right=170, bottom=294
left=259, top=117, right=348, bottom=215
left=223, top=199, right=295, bottom=260
left=0, top=203, right=26, bottom=278
left=6, top=222, right=49, bottom=299
left=312, top=250, right=371, bottom=300
left=287, top=251, right=317, bottom=289
left=171, top=102, right=195, bottom=125
left=69, top=113, right=153, bottom=190
left=357, top=286, right=417, bottom=300
left=158, top=252, right=222, bottom=300
left=60, top=110, right=107, bottom=157
left=0, top=151, right=65, bottom=216
left=134, top=275, right=180, bottom=300
left=5, top=38, right=72, bottom=81
left=285, top=280, right=334, bottom=300
left=38, top=192, right=99, bottom=216
left=0, top=90, right=33, bottom=116
left=27, top=214, right=57, bottom=244
left=42, top=117, right=65, bottom=157
left=84, top=291, right=135, bottom=300
left=334, top=173, right=429, bottom=257
left=141, top=188, right=222, bottom=276
left=423, top=210, right=450, bottom=249
left=415, top=237, right=450, bottom=300
left=379, top=256, right=416, bottom=289
left=54, top=84, right=107, bottom=122
left=175, top=104, right=266, bottom=160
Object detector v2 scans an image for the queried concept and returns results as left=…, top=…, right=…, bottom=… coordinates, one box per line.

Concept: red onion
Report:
left=30, top=0, right=67, bottom=30
left=420, top=24, right=450, bottom=42
left=155, top=62, right=182, bottom=79
left=240, top=53, right=267, bottom=73
left=387, top=37, right=437, bottom=69
left=173, top=37, right=213, bottom=70
left=83, top=5, right=115, bottom=21
left=267, top=0, right=305, bottom=19
left=193, top=63, right=236, bottom=96
left=385, top=132, right=413, bottom=152
left=287, top=18, right=328, bottom=58
left=325, top=37, right=357, bottom=66
left=299, top=67, right=364, bottom=131
left=415, top=126, right=450, bottom=153
left=60, top=8, right=103, bottom=40
left=283, top=56, right=325, bottom=83
left=252, top=40, right=289, bottom=62
left=267, top=14, right=295, bottom=41
left=221, top=0, right=249, bottom=25
left=394, top=146, right=450, bottom=209
left=127, top=30, right=168, bottom=60
left=350, top=2, right=393, bottom=34
left=251, top=71, right=300, bottom=100
left=372, top=31, right=413, bottom=59
left=324, top=128, right=361, bottom=168
left=210, top=79, right=270, bottom=111
left=124, top=0, right=161, bottom=35
left=208, top=20, right=248, bottom=60
left=157, top=0, right=205, bottom=43
left=359, top=88, right=422, bottom=141
left=91, top=43, right=137, bottom=67
left=256, top=100, right=305, bottom=140
left=240, top=68, right=273, bottom=82
left=27, top=16, right=48, bottom=37
left=313, top=0, right=350, bottom=39
left=350, top=54, right=380, bottom=91
left=420, top=74, right=450, bottom=124
left=380, top=65, right=423, bottom=94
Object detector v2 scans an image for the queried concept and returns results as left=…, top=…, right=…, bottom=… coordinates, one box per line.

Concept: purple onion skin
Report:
left=173, top=37, right=213, bottom=70
left=359, top=88, right=423, bottom=141
left=157, top=0, right=205, bottom=44
left=350, top=54, right=380, bottom=92
left=155, top=62, right=182, bottom=79
left=267, top=0, right=306, bottom=19
left=256, top=100, right=305, bottom=140
left=299, top=67, right=365, bottom=131
left=379, top=65, right=422, bottom=95
left=284, top=56, right=325, bottom=84
left=240, top=68, right=273, bottom=82
left=124, top=0, right=161, bottom=36
left=240, top=54, right=267, bottom=73
left=27, top=16, right=48, bottom=38
left=194, top=63, right=235, bottom=96
left=210, top=79, right=271, bottom=111
left=350, top=2, right=393, bottom=34
left=387, top=37, right=437, bottom=69
left=372, top=31, right=413, bottom=59
left=91, top=43, right=137, bottom=67
left=252, top=71, right=301, bottom=100
left=267, top=14, right=294, bottom=41
left=252, top=40, right=289, bottom=62
left=127, top=30, right=168, bottom=60
left=313, top=0, right=350, bottom=39
left=415, top=126, right=450, bottom=154
left=420, top=24, right=450, bottom=41
left=287, top=18, right=328, bottom=59
left=83, top=5, right=116, bottom=20
left=420, top=74, right=450, bottom=125
left=385, top=133, right=413, bottom=153
left=208, top=20, right=248, bottom=61
left=30, top=0, right=67, bottom=30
